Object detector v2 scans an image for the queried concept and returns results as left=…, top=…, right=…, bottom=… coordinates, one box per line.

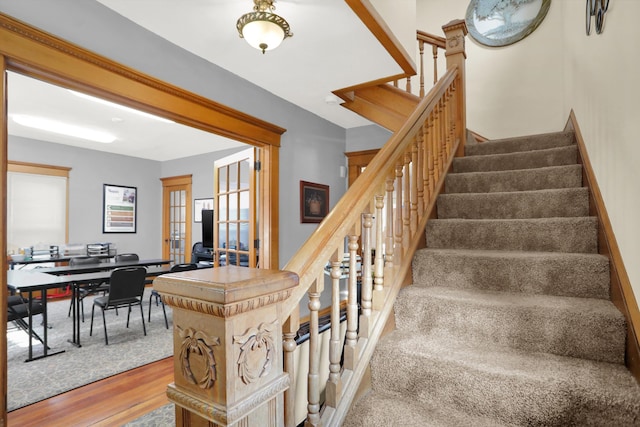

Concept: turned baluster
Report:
left=427, top=116, right=436, bottom=198
left=418, top=38, right=425, bottom=97
left=402, top=152, right=411, bottom=252
left=325, top=260, right=343, bottom=408
left=360, top=213, right=373, bottom=337
left=416, top=129, right=425, bottom=216
left=343, top=235, right=360, bottom=370
left=305, top=280, right=322, bottom=427
left=394, top=163, right=403, bottom=265
left=438, top=99, right=446, bottom=173
left=444, top=89, right=451, bottom=158
left=422, top=121, right=431, bottom=206
left=405, top=76, right=411, bottom=94
left=432, top=44, right=439, bottom=85
left=410, top=139, right=419, bottom=233
left=373, top=195, right=385, bottom=310
left=283, top=311, right=299, bottom=427
left=432, top=108, right=441, bottom=185
left=385, top=177, right=395, bottom=273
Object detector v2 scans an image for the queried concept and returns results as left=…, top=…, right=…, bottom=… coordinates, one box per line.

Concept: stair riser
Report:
left=465, top=131, right=575, bottom=156
left=453, top=146, right=577, bottom=173
left=370, top=344, right=636, bottom=426
left=445, top=165, right=583, bottom=194
left=437, top=188, right=589, bottom=219
left=426, top=218, right=598, bottom=253
left=412, top=250, right=610, bottom=299
left=394, top=289, right=625, bottom=363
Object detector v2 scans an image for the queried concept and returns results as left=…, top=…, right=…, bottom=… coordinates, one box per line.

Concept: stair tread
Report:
left=453, top=145, right=577, bottom=173
left=445, top=164, right=583, bottom=193
left=466, top=131, right=574, bottom=156
left=437, top=187, right=589, bottom=219
left=415, top=247, right=608, bottom=261
left=400, top=285, right=622, bottom=315
left=345, top=390, right=508, bottom=427
left=376, top=330, right=640, bottom=401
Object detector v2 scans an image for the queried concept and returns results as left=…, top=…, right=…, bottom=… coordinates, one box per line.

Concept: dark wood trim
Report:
left=566, top=110, right=640, bottom=382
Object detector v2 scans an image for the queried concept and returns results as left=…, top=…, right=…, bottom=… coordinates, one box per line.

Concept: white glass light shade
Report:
left=241, top=19, right=285, bottom=52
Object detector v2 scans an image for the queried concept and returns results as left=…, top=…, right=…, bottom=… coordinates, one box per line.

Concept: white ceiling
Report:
left=7, top=0, right=401, bottom=161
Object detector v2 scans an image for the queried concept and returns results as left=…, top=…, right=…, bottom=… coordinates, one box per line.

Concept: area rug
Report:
left=125, top=404, right=175, bottom=426
left=7, top=289, right=173, bottom=411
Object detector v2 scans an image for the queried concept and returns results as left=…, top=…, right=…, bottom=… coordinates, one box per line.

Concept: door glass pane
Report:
left=229, top=193, right=238, bottom=221
left=239, top=159, right=249, bottom=190
left=219, top=194, right=227, bottom=221
left=219, top=166, right=228, bottom=192
left=239, top=192, right=249, bottom=220
left=229, top=162, right=238, bottom=191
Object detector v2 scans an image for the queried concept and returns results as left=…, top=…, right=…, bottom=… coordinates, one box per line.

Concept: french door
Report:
left=213, top=148, right=258, bottom=268
left=161, top=175, right=192, bottom=265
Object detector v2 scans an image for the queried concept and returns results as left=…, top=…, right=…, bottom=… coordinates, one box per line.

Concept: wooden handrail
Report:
left=282, top=68, right=458, bottom=315
left=279, top=20, right=468, bottom=427
left=417, top=30, right=446, bottom=49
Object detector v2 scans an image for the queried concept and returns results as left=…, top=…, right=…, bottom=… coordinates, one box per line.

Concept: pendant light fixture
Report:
left=236, top=0, right=293, bottom=54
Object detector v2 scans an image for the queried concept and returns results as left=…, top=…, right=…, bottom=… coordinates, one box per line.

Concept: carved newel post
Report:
left=442, top=19, right=468, bottom=156
left=154, top=266, right=299, bottom=427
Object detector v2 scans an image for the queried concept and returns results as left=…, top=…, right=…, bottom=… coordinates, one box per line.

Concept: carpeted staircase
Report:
left=344, top=131, right=640, bottom=426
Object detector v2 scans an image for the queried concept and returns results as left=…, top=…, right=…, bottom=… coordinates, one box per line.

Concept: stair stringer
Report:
left=567, top=110, right=640, bottom=382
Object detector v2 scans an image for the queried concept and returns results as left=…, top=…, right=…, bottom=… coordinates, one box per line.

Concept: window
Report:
left=7, top=162, right=70, bottom=253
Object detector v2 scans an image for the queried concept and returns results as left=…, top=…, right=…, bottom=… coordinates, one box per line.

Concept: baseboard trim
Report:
left=566, top=110, right=640, bottom=382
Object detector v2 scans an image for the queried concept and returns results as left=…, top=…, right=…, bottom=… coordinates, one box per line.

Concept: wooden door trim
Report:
left=0, top=14, right=281, bottom=420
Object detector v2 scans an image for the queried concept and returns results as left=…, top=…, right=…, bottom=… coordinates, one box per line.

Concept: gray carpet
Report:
left=344, top=131, right=640, bottom=426
left=7, top=288, right=173, bottom=411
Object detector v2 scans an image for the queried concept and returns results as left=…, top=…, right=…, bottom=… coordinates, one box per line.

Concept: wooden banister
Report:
left=159, top=19, right=468, bottom=427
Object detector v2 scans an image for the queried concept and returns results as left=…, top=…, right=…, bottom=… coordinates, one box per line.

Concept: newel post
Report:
left=154, top=266, right=298, bottom=427
left=442, top=19, right=468, bottom=157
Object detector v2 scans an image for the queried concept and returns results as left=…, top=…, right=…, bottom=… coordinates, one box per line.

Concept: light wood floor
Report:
left=7, top=356, right=174, bottom=427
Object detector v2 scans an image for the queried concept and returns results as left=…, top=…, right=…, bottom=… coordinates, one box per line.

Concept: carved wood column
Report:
left=154, top=266, right=298, bottom=427
left=442, top=19, right=468, bottom=157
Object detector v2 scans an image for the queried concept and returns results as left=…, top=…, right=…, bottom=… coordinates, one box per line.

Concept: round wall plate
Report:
left=466, top=0, right=552, bottom=47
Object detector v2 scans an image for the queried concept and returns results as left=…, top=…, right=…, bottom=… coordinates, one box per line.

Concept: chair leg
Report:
left=161, top=301, right=168, bottom=329
left=139, top=303, right=147, bottom=336
left=101, top=307, right=108, bottom=345
left=148, top=293, right=153, bottom=322
left=89, top=304, right=95, bottom=336
left=126, top=304, right=132, bottom=328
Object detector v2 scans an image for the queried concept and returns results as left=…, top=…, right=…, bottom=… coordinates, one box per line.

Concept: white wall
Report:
left=560, top=0, right=640, bottom=302
left=417, top=0, right=565, bottom=138
left=370, top=0, right=417, bottom=67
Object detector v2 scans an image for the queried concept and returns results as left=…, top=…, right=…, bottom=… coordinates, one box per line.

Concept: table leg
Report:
left=24, top=289, right=65, bottom=362
left=68, top=283, right=82, bottom=347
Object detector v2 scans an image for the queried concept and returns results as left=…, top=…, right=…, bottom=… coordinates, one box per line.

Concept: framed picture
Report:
left=465, top=0, right=551, bottom=47
left=300, top=180, right=329, bottom=223
left=103, top=184, right=137, bottom=233
left=194, top=198, right=214, bottom=222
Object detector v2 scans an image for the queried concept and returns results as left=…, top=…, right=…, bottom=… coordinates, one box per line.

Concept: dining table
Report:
left=7, top=258, right=173, bottom=362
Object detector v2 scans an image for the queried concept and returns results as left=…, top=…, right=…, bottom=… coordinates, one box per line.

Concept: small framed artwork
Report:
left=103, top=184, right=137, bottom=233
left=194, top=198, right=214, bottom=222
left=300, top=180, right=329, bottom=223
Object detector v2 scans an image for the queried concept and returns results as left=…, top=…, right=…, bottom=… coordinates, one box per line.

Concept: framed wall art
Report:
left=300, top=180, right=329, bottom=223
left=103, top=184, right=137, bottom=233
left=465, top=0, right=551, bottom=47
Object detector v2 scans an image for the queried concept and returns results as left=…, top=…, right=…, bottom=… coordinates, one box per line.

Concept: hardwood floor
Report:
left=8, top=357, right=174, bottom=427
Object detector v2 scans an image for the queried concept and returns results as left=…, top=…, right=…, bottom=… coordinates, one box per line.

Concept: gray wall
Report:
left=346, top=124, right=392, bottom=152
left=9, top=136, right=162, bottom=258
left=0, top=0, right=350, bottom=268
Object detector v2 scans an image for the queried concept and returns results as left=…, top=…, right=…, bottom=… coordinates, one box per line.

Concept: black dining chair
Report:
left=115, top=253, right=139, bottom=263
left=89, top=266, right=147, bottom=345
left=148, top=263, right=198, bottom=329
left=67, top=256, right=108, bottom=322
left=8, top=294, right=46, bottom=345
